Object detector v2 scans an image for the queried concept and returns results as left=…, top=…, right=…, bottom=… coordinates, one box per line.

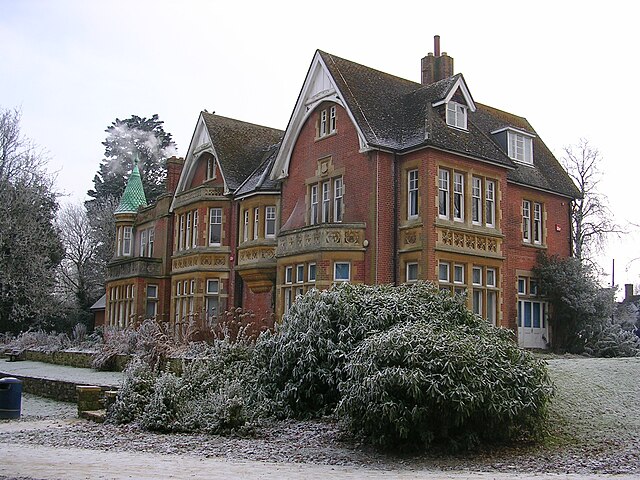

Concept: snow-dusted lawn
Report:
left=545, top=356, right=640, bottom=446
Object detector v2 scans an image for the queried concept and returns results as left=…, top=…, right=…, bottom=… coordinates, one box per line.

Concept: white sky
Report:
left=1, top=0, right=638, bottom=293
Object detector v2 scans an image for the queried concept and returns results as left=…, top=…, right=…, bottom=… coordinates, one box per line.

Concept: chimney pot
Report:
left=434, top=35, right=441, bottom=57
left=624, top=283, right=634, bottom=301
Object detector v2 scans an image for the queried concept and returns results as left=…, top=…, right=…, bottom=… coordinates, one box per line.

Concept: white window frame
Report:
left=122, top=226, right=132, bottom=256
left=329, top=106, right=336, bottom=133
left=140, top=229, right=148, bottom=257
left=334, top=177, right=344, bottom=223
left=285, top=266, right=292, bottom=284
left=438, top=169, right=450, bottom=219
left=453, top=264, right=464, bottom=284
left=518, top=277, right=527, bottom=295
left=265, top=206, right=276, bottom=237
left=333, top=262, right=350, bottom=282
left=205, top=279, right=219, bottom=326
left=407, top=169, right=418, bottom=219
left=191, top=212, right=197, bottom=248
left=185, top=212, right=192, bottom=249
left=406, top=262, right=418, bottom=283
left=208, top=208, right=222, bottom=246
left=446, top=101, right=468, bottom=130
left=206, top=156, right=217, bottom=180
left=522, top=200, right=531, bottom=243
left=485, top=180, right=495, bottom=228
left=310, top=184, right=318, bottom=225
left=308, top=263, right=316, bottom=282
left=472, top=176, right=482, bottom=225
left=533, top=202, right=542, bottom=245
left=486, top=268, right=496, bottom=288
left=508, top=131, right=533, bottom=164
left=296, top=264, right=304, bottom=284
left=319, top=109, right=327, bottom=137
left=149, top=228, right=155, bottom=256
left=322, top=181, right=330, bottom=223
left=243, top=210, right=249, bottom=242
left=253, top=207, right=259, bottom=240
left=145, top=284, right=158, bottom=319
left=438, top=261, right=450, bottom=283
left=472, top=266, right=482, bottom=286
left=453, top=172, right=464, bottom=221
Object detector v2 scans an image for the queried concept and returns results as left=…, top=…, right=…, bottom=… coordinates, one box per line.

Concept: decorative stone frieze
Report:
left=438, top=227, right=501, bottom=256
left=107, top=258, right=163, bottom=280
left=276, top=223, right=366, bottom=257
left=171, top=253, right=228, bottom=272
left=238, top=246, right=277, bottom=265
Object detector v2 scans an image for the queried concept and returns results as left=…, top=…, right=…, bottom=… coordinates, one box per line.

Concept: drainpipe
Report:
left=393, top=153, right=399, bottom=286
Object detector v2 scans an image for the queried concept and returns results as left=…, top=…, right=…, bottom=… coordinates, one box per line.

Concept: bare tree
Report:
left=562, top=139, right=623, bottom=260
left=57, top=202, right=103, bottom=315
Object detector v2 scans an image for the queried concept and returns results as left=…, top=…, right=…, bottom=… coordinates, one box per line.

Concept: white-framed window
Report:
left=322, top=181, right=330, bottom=222
left=472, top=288, right=482, bottom=315
left=310, top=184, right=318, bottom=225
left=206, top=156, right=217, bottom=180
left=446, top=101, right=468, bottom=130
left=208, top=208, right=222, bottom=246
left=185, top=212, right=192, bottom=249
left=308, top=263, right=316, bottom=282
left=243, top=210, right=249, bottom=242
left=533, top=202, right=542, bottom=245
left=407, top=169, right=418, bottom=219
left=453, top=264, right=464, bottom=284
left=508, top=131, right=533, bottom=164
left=191, top=211, right=197, bottom=248
left=334, top=177, right=344, bottom=223
left=438, top=261, right=450, bottom=283
left=284, top=288, right=292, bottom=314
left=522, top=200, right=531, bottom=242
left=253, top=208, right=259, bottom=240
left=334, top=262, right=350, bottom=282
left=330, top=106, right=336, bottom=133
left=472, top=266, right=482, bottom=286
left=140, top=229, right=148, bottom=257
left=319, top=109, right=327, bottom=137
left=406, top=262, right=418, bottom=283
left=517, top=277, right=527, bottom=295
left=296, top=264, right=304, bottom=283
left=178, top=214, right=185, bottom=250
left=486, top=291, right=497, bottom=325
left=438, top=168, right=449, bottom=218
left=472, top=177, right=482, bottom=225
left=453, top=172, right=464, bottom=221
left=149, top=227, right=155, bottom=255
left=145, top=284, right=158, bottom=319
left=265, top=206, right=276, bottom=237
left=205, top=279, right=219, bottom=326
left=285, top=266, right=292, bottom=284
left=486, top=268, right=496, bottom=288
left=122, top=226, right=132, bottom=256
left=485, top=180, right=495, bottom=228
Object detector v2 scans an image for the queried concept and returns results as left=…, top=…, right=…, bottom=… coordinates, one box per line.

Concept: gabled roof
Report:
left=271, top=50, right=579, bottom=199
left=200, top=113, right=283, bottom=191
left=235, top=143, right=281, bottom=198
left=173, top=113, right=284, bottom=207
left=115, top=163, right=147, bottom=214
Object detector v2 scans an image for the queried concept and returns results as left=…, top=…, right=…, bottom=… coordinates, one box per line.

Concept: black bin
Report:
left=0, top=377, right=22, bottom=419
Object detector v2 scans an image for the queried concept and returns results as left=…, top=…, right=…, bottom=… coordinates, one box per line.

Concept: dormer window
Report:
left=508, top=131, right=533, bottom=165
left=446, top=101, right=467, bottom=130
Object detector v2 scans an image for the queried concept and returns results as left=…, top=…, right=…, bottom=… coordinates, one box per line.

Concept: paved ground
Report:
left=0, top=359, right=123, bottom=386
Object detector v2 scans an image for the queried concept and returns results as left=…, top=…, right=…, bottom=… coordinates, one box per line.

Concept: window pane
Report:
left=454, top=264, right=464, bottom=283
left=406, top=262, right=418, bottom=282
left=334, top=262, right=350, bottom=281
left=487, top=292, right=496, bottom=325
left=209, top=208, right=222, bottom=245
left=472, top=267, right=482, bottom=285
left=308, top=263, right=316, bottom=282
left=438, top=262, right=449, bottom=282
left=533, top=302, right=541, bottom=328
left=486, top=268, right=496, bottom=287
left=524, top=301, right=532, bottom=327
left=296, top=265, right=304, bottom=283
left=472, top=289, right=482, bottom=315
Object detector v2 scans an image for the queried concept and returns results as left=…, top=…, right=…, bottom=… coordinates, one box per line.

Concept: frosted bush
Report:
left=108, top=358, right=157, bottom=424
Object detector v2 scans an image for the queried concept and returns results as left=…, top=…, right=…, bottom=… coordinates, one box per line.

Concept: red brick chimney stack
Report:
left=165, top=156, right=185, bottom=194
left=421, top=35, right=455, bottom=85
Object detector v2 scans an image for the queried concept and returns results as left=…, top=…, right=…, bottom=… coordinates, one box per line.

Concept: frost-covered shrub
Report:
left=108, top=358, right=157, bottom=424
left=337, top=317, right=554, bottom=450
left=111, top=332, right=257, bottom=434
left=253, top=282, right=482, bottom=418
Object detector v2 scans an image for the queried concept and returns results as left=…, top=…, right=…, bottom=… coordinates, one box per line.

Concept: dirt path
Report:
left=0, top=438, right=636, bottom=480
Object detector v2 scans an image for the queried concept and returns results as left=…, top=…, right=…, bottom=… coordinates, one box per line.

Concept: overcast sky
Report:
left=1, top=0, right=638, bottom=292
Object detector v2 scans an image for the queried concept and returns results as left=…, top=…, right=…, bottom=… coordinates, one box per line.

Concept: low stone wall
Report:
left=25, top=350, right=95, bottom=369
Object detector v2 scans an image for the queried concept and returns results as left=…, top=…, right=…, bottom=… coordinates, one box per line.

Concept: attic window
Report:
left=508, top=131, right=534, bottom=165
left=446, top=101, right=467, bottom=130
left=206, top=156, right=217, bottom=180
left=318, top=106, right=337, bottom=138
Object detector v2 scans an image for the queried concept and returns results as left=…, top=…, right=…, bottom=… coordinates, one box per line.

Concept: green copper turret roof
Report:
left=115, top=163, right=147, bottom=214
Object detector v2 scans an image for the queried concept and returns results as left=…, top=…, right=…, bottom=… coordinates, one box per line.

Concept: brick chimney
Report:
left=165, top=156, right=184, bottom=194
left=624, top=283, right=634, bottom=301
left=421, top=35, right=455, bottom=85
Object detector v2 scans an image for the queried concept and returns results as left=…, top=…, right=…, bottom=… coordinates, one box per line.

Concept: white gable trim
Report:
left=490, top=126, right=536, bottom=138
left=170, top=114, right=229, bottom=212
left=270, top=52, right=372, bottom=181
left=431, top=76, right=476, bottom=112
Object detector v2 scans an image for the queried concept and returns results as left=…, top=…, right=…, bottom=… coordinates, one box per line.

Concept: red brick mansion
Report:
left=103, top=37, right=579, bottom=349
